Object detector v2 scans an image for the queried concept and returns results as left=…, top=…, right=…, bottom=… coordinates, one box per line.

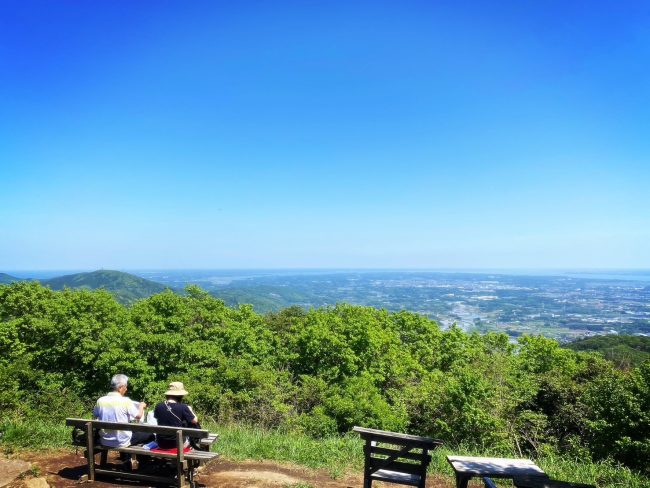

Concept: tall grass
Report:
left=1, top=419, right=648, bottom=487
left=0, top=418, right=70, bottom=451
left=202, top=421, right=363, bottom=478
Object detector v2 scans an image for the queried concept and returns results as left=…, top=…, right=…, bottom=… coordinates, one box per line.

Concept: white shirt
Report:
left=93, top=391, right=140, bottom=447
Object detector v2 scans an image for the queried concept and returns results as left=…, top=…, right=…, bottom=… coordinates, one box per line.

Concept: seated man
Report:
left=93, top=373, right=153, bottom=447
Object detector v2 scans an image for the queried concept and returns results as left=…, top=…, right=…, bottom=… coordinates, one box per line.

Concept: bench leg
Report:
left=456, top=473, right=471, bottom=488
left=187, top=460, right=198, bottom=488
left=363, top=473, right=372, bottom=488
left=85, top=422, right=95, bottom=482
left=99, top=451, right=108, bottom=466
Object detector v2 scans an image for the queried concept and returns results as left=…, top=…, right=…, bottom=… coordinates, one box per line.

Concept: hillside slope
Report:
left=0, top=273, right=21, bottom=284
left=566, top=334, right=650, bottom=368
left=42, top=269, right=170, bottom=304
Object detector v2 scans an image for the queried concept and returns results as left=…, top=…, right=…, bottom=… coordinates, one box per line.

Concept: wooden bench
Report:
left=66, top=418, right=219, bottom=488
left=353, top=426, right=443, bottom=488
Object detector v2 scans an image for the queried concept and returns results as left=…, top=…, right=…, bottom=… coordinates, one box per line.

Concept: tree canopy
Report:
left=1, top=281, right=648, bottom=474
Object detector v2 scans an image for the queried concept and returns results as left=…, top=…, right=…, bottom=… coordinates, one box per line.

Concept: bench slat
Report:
left=369, top=459, right=426, bottom=476
left=66, top=418, right=209, bottom=438
left=353, top=426, right=442, bottom=449
left=94, top=468, right=179, bottom=485
left=369, top=445, right=431, bottom=462
left=93, top=445, right=219, bottom=461
left=371, top=469, right=422, bottom=486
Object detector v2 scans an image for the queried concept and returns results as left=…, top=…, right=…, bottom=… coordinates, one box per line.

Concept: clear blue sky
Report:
left=1, top=0, right=648, bottom=270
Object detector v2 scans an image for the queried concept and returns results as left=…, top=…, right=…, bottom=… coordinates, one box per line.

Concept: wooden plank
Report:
left=93, top=445, right=218, bottom=461
left=370, top=445, right=430, bottom=462
left=94, top=468, right=174, bottom=485
left=371, top=469, right=422, bottom=486
left=369, top=459, right=426, bottom=476
left=353, top=426, right=442, bottom=449
left=199, top=433, right=219, bottom=446
left=65, top=418, right=209, bottom=438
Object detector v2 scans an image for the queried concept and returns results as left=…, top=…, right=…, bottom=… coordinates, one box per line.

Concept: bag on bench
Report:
left=71, top=426, right=100, bottom=447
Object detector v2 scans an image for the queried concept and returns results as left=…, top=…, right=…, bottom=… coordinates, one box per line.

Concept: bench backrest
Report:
left=353, top=426, right=442, bottom=478
left=65, top=418, right=209, bottom=438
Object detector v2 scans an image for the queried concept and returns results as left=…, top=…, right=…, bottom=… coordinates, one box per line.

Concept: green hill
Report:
left=565, top=334, right=650, bottom=369
left=0, top=272, right=21, bottom=284
left=42, top=269, right=170, bottom=304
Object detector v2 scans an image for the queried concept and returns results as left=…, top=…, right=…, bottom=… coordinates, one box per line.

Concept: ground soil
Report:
left=6, top=450, right=459, bottom=488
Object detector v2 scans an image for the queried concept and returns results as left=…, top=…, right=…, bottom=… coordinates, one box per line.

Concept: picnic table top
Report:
left=446, top=456, right=547, bottom=478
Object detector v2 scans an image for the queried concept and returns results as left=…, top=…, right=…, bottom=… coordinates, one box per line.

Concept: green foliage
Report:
left=566, top=335, right=650, bottom=369
left=0, top=281, right=649, bottom=482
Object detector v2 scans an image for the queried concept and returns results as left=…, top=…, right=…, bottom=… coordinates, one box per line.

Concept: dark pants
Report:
left=119, top=431, right=156, bottom=463
left=130, top=431, right=155, bottom=445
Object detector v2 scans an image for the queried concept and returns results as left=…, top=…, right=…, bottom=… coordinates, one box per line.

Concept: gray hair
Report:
left=110, top=374, right=129, bottom=390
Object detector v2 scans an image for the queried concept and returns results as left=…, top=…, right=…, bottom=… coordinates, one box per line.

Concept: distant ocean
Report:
left=563, top=271, right=650, bottom=282
left=6, top=268, right=650, bottom=283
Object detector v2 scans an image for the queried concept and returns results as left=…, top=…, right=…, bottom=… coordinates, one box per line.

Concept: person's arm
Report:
left=135, top=401, right=147, bottom=420
left=127, top=399, right=146, bottom=421
left=184, top=405, right=199, bottom=424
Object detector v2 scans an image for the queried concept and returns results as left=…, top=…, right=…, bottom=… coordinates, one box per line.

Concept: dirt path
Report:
left=7, top=450, right=457, bottom=488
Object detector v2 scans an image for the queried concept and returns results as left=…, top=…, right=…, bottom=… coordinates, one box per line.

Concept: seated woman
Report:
left=153, top=381, right=200, bottom=449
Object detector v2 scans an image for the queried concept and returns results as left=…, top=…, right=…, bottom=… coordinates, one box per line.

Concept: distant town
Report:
left=135, top=269, right=650, bottom=342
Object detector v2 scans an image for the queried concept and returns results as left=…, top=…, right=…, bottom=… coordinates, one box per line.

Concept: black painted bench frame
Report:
left=353, top=426, right=443, bottom=488
left=66, top=418, right=219, bottom=488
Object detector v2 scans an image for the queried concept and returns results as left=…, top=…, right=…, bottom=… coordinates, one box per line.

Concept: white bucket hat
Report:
left=165, top=381, right=189, bottom=396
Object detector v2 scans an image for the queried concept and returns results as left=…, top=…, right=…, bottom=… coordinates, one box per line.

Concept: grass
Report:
left=1, top=418, right=648, bottom=487
left=0, top=418, right=70, bottom=451
left=201, top=421, right=363, bottom=478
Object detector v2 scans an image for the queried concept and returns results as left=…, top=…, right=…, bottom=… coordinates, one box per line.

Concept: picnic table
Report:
left=446, top=455, right=547, bottom=488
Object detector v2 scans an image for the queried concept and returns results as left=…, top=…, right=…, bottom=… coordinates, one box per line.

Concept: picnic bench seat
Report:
left=353, top=426, right=443, bottom=488
left=66, top=418, right=219, bottom=488
left=513, top=475, right=597, bottom=488
left=483, top=475, right=596, bottom=487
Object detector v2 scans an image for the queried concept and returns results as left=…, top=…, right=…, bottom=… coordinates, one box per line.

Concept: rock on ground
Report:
left=22, top=478, right=49, bottom=488
left=0, top=459, right=32, bottom=488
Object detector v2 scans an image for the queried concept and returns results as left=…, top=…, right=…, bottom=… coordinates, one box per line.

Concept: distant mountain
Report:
left=0, top=272, right=21, bottom=284
left=566, top=335, right=650, bottom=369
left=43, top=270, right=171, bottom=304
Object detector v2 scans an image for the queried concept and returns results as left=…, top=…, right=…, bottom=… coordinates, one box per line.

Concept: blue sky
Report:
left=1, top=0, right=648, bottom=270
